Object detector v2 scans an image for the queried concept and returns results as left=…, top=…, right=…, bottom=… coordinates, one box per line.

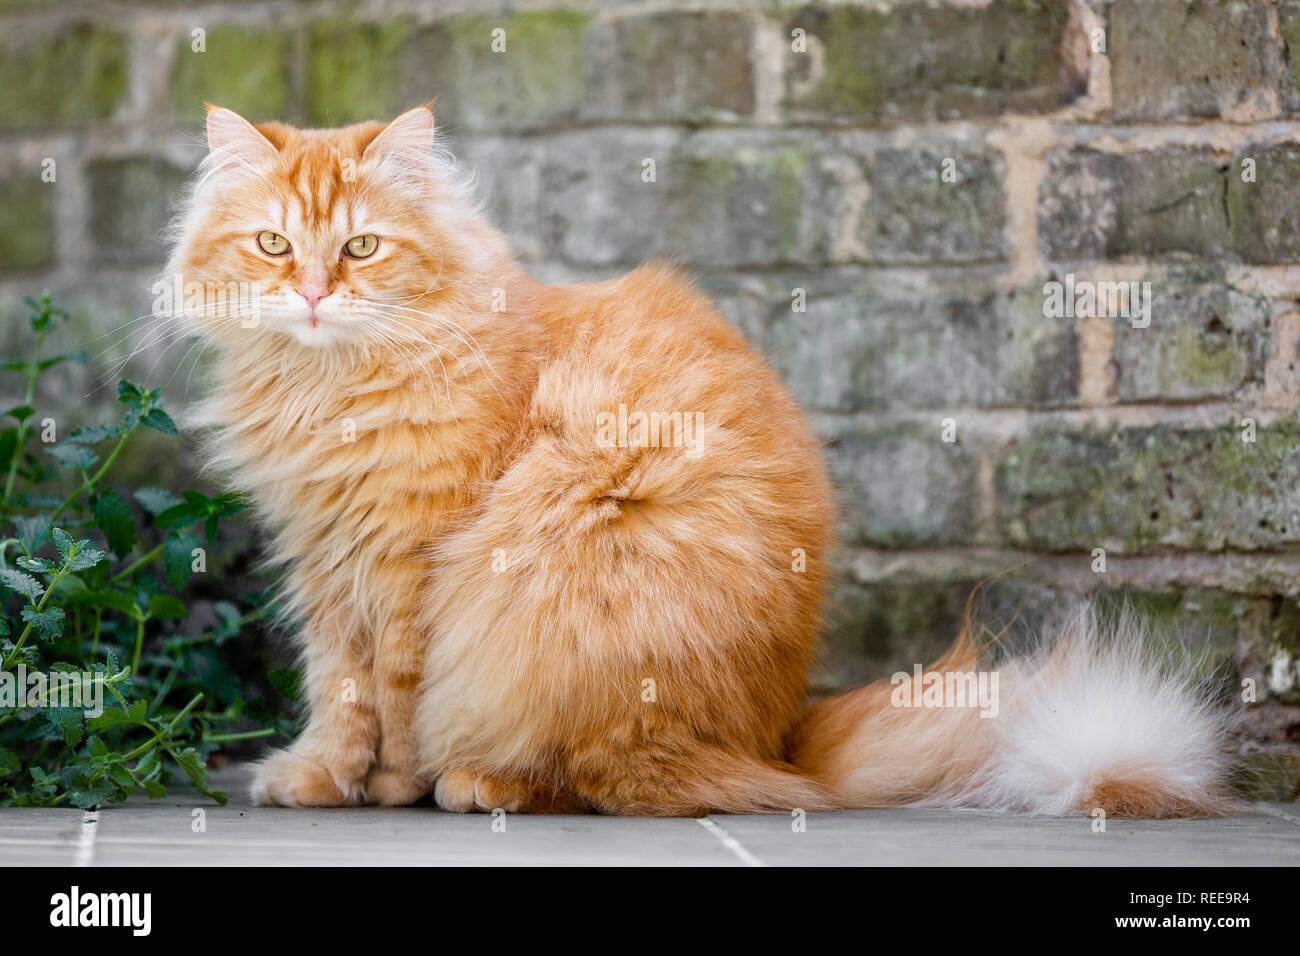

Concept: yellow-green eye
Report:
left=257, top=231, right=290, bottom=256
left=344, top=234, right=379, bottom=259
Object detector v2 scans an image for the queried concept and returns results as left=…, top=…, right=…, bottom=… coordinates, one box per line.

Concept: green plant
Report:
left=0, top=292, right=297, bottom=808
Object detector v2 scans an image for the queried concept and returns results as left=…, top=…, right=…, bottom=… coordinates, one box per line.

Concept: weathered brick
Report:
left=457, top=137, right=547, bottom=261
left=0, top=176, right=56, bottom=273
left=1280, top=0, right=1300, bottom=113
left=1227, top=142, right=1300, bottom=264
left=871, top=147, right=1009, bottom=264
left=0, top=24, right=128, bottom=130
left=306, top=20, right=410, bottom=126
left=590, top=12, right=755, bottom=121
left=997, top=421, right=1300, bottom=552
left=825, top=424, right=978, bottom=547
left=1109, top=0, right=1283, bottom=121
left=402, top=12, right=589, bottom=131
left=1113, top=284, right=1269, bottom=402
left=88, top=159, right=191, bottom=265
left=768, top=279, right=1077, bottom=410
left=539, top=132, right=867, bottom=268
left=170, top=26, right=292, bottom=122
left=1039, top=149, right=1231, bottom=260
left=782, top=1, right=1078, bottom=125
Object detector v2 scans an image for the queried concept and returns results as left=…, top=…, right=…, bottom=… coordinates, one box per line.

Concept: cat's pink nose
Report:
left=298, top=286, right=326, bottom=309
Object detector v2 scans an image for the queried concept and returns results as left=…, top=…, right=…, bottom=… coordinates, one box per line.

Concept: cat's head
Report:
left=164, top=104, right=499, bottom=350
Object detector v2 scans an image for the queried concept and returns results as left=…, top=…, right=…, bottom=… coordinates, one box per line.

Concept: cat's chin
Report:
left=281, top=321, right=349, bottom=348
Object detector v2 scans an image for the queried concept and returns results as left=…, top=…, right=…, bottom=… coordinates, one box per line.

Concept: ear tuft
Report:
left=362, top=105, right=436, bottom=173
left=205, top=106, right=278, bottom=179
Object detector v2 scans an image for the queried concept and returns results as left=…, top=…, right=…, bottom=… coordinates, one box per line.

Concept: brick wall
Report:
left=1, top=0, right=1298, bottom=794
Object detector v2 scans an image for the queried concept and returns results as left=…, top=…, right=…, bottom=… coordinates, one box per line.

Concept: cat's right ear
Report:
left=205, top=104, right=277, bottom=179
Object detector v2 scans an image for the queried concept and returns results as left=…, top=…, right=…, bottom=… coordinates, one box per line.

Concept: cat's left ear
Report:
left=362, top=104, right=436, bottom=181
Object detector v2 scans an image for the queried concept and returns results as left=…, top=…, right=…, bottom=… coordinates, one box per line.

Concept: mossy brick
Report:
left=0, top=176, right=56, bottom=273
left=1281, top=0, right=1300, bottom=113
left=824, top=424, right=978, bottom=548
left=1227, top=142, right=1300, bottom=264
left=0, top=24, right=128, bottom=129
left=819, top=577, right=1068, bottom=691
left=660, top=146, right=820, bottom=266
left=88, top=158, right=191, bottom=265
left=1109, top=0, right=1283, bottom=121
left=1038, top=149, right=1231, bottom=261
left=400, top=12, right=589, bottom=131
left=996, top=421, right=1300, bottom=553
left=870, top=147, right=1009, bottom=264
left=769, top=282, right=1077, bottom=411
left=593, top=12, right=755, bottom=121
left=170, top=26, right=292, bottom=123
left=782, top=1, right=1078, bottom=125
left=1113, top=285, right=1269, bottom=402
left=539, top=133, right=864, bottom=268
left=306, top=20, right=411, bottom=126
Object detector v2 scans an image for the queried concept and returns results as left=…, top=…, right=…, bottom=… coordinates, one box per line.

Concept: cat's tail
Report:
left=789, top=600, right=1238, bottom=817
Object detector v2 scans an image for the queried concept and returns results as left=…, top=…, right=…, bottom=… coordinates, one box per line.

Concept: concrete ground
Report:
left=3, top=764, right=1299, bottom=866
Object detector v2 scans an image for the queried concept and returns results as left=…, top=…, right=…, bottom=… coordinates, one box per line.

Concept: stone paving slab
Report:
left=2, top=764, right=1298, bottom=866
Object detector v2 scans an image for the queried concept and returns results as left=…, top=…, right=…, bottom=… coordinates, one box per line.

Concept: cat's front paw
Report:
left=364, top=765, right=431, bottom=806
left=251, top=748, right=365, bottom=807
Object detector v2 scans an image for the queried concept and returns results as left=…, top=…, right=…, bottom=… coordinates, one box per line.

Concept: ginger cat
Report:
left=165, top=105, right=1232, bottom=817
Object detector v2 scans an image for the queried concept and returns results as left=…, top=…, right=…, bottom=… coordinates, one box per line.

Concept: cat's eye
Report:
left=344, top=234, right=379, bottom=259
left=256, top=231, right=291, bottom=256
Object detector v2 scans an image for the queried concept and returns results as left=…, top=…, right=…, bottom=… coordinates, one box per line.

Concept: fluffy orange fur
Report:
left=164, top=106, right=1232, bottom=818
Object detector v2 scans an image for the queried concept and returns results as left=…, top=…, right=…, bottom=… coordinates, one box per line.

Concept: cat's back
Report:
left=513, top=263, right=832, bottom=543
left=529, top=264, right=808, bottom=446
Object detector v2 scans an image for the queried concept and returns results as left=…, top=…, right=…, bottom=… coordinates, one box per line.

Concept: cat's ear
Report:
left=362, top=104, right=436, bottom=184
left=205, top=104, right=277, bottom=178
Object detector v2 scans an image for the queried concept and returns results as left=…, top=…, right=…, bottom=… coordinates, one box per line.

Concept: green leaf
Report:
left=37, top=351, right=86, bottom=373
left=147, top=593, right=187, bottom=620
left=4, top=405, right=35, bottom=425
left=46, top=705, right=83, bottom=749
left=67, top=423, right=121, bottom=445
left=211, top=492, right=249, bottom=517
left=21, top=606, right=65, bottom=639
left=0, top=568, right=43, bottom=602
left=142, top=408, right=177, bottom=435
left=134, top=486, right=181, bottom=515
left=47, top=442, right=98, bottom=470
left=168, top=746, right=226, bottom=805
left=155, top=502, right=201, bottom=530
left=13, top=515, right=50, bottom=554
left=67, top=546, right=109, bottom=573
left=163, top=534, right=199, bottom=590
left=64, top=588, right=138, bottom=616
left=86, top=736, right=109, bottom=760
left=0, top=746, right=19, bottom=775
left=269, top=668, right=304, bottom=704
left=135, top=747, right=161, bottom=778
left=87, top=700, right=148, bottom=733
left=93, top=491, right=136, bottom=558
left=50, top=526, right=72, bottom=562
left=15, top=555, right=57, bottom=573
